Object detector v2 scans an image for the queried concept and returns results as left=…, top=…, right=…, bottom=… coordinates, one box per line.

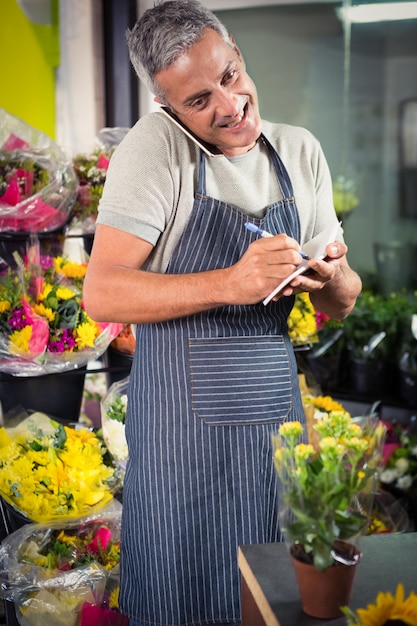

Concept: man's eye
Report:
left=191, top=96, right=207, bottom=109
left=223, top=70, right=236, bottom=84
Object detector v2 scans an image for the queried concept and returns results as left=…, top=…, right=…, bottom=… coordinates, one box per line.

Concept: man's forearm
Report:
left=310, top=265, right=362, bottom=321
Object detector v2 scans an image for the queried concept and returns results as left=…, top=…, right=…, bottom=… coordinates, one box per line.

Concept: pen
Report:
left=244, top=222, right=310, bottom=260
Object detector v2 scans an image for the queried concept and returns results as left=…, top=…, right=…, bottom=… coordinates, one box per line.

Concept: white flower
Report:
left=411, top=445, right=417, bottom=458
left=380, top=469, right=398, bottom=484
left=394, top=457, right=410, bottom=476
left=102, top=418, right=128, bottom=462
left=396, top=474, right=413, bottom=491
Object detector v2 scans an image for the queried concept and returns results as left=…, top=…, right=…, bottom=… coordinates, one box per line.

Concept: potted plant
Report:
left=342, top=290, right=409, bottom=397
left=272, top=410, right=385, bottom=618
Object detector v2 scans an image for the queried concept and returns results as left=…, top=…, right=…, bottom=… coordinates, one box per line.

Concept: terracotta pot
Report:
left=290, top=542, right=361, bottom=619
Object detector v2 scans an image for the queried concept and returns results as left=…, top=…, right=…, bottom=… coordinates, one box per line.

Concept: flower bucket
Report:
left=0, top=367, right=86, bottom=422
left=290, top=541, right=361, bottom=619
left=349, top=357, right=388, bottom=397
left=103, top=345, right=133, bottom=387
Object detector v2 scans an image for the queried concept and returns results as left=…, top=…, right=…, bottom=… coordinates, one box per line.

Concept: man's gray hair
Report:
left=126, top=0, right=231, bottom=102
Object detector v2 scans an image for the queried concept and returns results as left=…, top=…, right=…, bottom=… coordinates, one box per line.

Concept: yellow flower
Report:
left=9, top=325, right=32, bottom=352
left=56, top=286, right=77, bottom=300
left=343, top=583, right=417, bottom=626
left=40, top=283, right=54, bottom=299
left=109, top=587, right=120, bottom=609
left=305, top=395, right=347, bottom=414
left=294, top=443, right=315, bottom=462
left=0, top=427, right=13, bottom=448
left=0, top=299, right=11, bottom=313
left=279, top=421, right=304, bottom=438
left=54, top=256, right=87, bottom=279
left=288, top=293, right=318, bottom=346
left=0, top=415, right=119, bottom=522
left=75, top=319, right=101, bottom=349
left=33, top=302, right=55, bottom=322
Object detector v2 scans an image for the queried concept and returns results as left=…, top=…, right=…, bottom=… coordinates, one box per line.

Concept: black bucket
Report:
left=0, top=367, right=87, bottom=423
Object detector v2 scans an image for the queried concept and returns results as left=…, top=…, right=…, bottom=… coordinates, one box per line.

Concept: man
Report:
left=83, top=1, right=362, bottom=624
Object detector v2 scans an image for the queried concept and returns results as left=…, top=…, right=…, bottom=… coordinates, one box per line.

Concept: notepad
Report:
left=263, top=221, right=342, bottom=305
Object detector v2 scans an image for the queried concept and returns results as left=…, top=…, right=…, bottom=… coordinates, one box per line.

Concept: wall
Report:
left=0, top=0, right=58, bottom=139
left=216, top=5, right=417, bottom=280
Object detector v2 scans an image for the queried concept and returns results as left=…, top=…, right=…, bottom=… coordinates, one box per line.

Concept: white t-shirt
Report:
left=97, top=111, right=342, bottom=273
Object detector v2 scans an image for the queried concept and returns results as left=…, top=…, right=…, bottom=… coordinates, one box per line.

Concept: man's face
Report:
left=155, top=28, right=262, bottom=157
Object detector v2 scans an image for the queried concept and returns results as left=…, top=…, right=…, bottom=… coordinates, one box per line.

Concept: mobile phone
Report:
left=160, top=106, right=224, bottom=158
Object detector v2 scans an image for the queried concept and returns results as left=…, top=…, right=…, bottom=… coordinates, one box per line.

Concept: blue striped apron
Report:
left=120, top=135, right=306, bottom=626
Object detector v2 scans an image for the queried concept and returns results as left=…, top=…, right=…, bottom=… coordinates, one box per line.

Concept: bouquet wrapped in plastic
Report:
left=0, top=236, right=122, bottom=376
left=101, top=377, right=129, bottom=477
left=0, top=108, right=77, bottom=233
left=68, top=127, right=129, bottom=235
left=0, top=501, right=127, bottom=626
left=0, top=411, right=122, bottom=523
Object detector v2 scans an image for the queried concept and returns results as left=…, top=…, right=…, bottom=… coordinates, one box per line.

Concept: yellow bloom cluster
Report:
left=0, top=413, right=118, bottom=522
left=53, top=256, right=88, bottom=281
left=287, top=293, right=318, bottom=346
left=304, top=394, right=347, bottom=414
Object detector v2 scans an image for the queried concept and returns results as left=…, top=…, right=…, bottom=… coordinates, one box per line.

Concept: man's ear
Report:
left=154, top=96, right=163, bottom=105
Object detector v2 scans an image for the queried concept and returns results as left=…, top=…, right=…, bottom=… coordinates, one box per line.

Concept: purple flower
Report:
left=9, top=307, right=28, bottom=330
left=47, top=328, right=76, bottom=353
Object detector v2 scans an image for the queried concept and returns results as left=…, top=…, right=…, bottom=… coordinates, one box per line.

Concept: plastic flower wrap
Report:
left=0, top=412, right=121, bottom=522
left=341, top=583, right=417, bottom=626
left=68, top=127, right=129, bottom=235
left=0, top=108, right=77, bottom=233
left=101, top=377, right=129, bottom=476
left=0, top=236, right=123, bottom=375
left=272, top=408, right=386, bottom=571
left=0, top=501, right=126, bottom=626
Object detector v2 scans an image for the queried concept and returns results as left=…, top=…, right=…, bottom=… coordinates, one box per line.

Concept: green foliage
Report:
left=342, top=290, right=417, bottom=362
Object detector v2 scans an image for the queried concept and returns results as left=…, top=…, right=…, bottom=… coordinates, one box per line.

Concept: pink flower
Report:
left=87, top=526, right=113, bottom=554
left=96, top=154, right=110, bottom=170
left=0, top=179, right=20, bottom=206
left=2, top=133, right=30, bottom=151
left=21, top=299, right=49, bottom=355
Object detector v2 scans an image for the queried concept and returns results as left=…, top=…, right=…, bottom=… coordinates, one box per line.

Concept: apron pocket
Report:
left=189, top=335, right=293, bottom=426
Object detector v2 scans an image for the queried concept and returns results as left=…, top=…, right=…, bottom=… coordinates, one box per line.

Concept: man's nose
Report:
left=214, top=91, right=244, bottom=119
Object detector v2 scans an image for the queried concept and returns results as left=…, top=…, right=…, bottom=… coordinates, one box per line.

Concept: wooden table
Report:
left=238, top=533, right=417, bottom=626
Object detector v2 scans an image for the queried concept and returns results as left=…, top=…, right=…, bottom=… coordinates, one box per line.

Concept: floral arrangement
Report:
left=0, top=238, right=122, bottom=375
left=19, top=518, right=120, bottom=571
left=272, top=409, right=385, bottom=571
left=287, top=293, right=318, bottom=347
left=341, top=583, right=417, bottom=625
left=0, top=412, right=121, bottom=522
left=69, top=149, right=112, bottom=233
left=68, top=127, right=129, bottom=234
left=101, top=377, right=129, bottom=474
left=0, top=107, right=77, bottom=232
left=0, top=504, right=126, bottom=626
left=380, top=421, right=417, bottom=494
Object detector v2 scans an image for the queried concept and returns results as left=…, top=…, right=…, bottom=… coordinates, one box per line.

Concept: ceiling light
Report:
left=338, top=1, right=417, bottom=23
